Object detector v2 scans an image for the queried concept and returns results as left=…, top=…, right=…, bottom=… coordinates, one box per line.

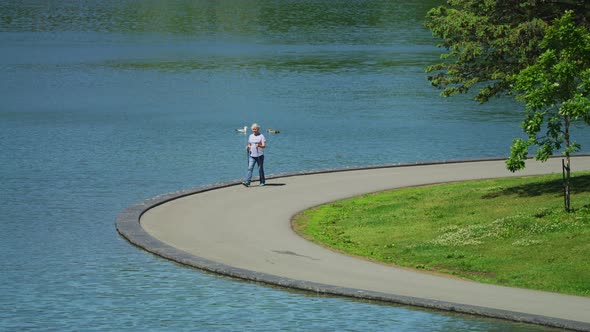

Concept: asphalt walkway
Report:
left=118, top=157, right=590, bottom=331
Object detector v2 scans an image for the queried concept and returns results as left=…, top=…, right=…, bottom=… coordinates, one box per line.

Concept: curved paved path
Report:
left=117, top=157, right=590, bottom=331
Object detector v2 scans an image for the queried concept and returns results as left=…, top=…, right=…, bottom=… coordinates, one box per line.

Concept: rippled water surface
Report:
left=1, top=1, right=586, bottom=330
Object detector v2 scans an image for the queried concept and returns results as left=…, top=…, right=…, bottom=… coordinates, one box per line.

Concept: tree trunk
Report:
left=563, top=116, right=571, bottom=212
left=563, top=157, right=571, bottom=212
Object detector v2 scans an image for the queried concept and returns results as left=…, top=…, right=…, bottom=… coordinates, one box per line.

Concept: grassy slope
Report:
left=293, top=172, right=590, bottom=296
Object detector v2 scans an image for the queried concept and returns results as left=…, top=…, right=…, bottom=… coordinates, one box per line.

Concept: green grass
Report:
left=292, top=172, right=590, bottom=296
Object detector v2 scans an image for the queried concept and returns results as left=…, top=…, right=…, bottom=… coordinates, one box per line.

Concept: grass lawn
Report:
left=292, top=171, right=590, bottom=297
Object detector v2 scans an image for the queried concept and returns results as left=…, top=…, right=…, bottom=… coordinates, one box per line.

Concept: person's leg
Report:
left=257, top=155, right=265, bottom=185
left=244, top=156, right=256, bottom=185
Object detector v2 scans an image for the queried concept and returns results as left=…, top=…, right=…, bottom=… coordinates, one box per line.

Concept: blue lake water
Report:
left=1, top=1, right=587, bottom=330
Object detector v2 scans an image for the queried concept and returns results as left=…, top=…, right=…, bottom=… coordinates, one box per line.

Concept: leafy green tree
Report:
left=425, top=1, right=590, bottom=211
left=425, top=0, right=589, bottom=103
left=507, top=11, right=590, bottom=211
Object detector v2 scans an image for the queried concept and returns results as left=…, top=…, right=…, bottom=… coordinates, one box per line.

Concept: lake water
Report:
left=1, top=1, right=587, bottom=330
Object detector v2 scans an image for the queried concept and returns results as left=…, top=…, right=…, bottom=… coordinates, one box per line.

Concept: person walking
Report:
left=242, top=123, right=266, bottom=187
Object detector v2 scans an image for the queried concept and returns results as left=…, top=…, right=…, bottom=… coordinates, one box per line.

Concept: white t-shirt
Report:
left=249, top=134, right=266, bottom=157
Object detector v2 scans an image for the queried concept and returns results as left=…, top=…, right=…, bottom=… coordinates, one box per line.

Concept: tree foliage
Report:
left=425, top=0, right=590, bottom=103
left=507, top=10, right=590, bottom=171
left=426, top=2, right=590, bottom=211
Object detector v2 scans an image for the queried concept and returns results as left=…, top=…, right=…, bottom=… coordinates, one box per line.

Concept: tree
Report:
left=425, top=0, right=589, bottom=102
left=425, top=1, right=590, bottom=211
left=507, top=11, right=590, bottom=211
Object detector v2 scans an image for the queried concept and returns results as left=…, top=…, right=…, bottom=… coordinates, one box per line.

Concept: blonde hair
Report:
left=251, top=123, right=260, bottom=130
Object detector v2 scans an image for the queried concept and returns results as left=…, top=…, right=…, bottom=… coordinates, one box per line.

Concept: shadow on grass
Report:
left=482, top=174, right=590, bottom=198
